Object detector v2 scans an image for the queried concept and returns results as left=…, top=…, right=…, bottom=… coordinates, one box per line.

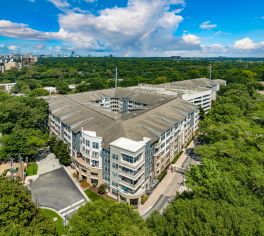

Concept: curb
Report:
left=63, top=166, right=90, bottom=202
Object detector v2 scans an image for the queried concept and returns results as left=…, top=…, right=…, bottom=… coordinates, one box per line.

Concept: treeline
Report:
left=1, top=58, right=264, bottom=95
left=0, top=92, right=48, bottom=161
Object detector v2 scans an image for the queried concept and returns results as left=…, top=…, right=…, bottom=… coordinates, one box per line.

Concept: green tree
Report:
left=0, top=129, right=48, bottom=161
left=67, top=201, right=153, bottom=236
left=0, top=178, right=56, bottom=235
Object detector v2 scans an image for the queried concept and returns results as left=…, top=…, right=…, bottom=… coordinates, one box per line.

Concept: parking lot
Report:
left=29, top=167, right=88, bottom=218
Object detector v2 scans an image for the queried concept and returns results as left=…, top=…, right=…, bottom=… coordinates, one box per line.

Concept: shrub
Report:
left=141, top=194, right=148, bottom=204
left=98, top=184, right=107, bottom=194
left=79, top=180, right=90, bottom=189
left=157, top=169, right=167, bottom=182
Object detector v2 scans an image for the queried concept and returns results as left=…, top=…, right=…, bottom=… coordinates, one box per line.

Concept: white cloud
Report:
left=182, top=34, right=200, bottom=45
left=0, top=20, right=48, bottom=40
left=0, top=0, right=203, bottom=55
left=55, top=0, right=191, bottom=52
left=8, top=45, right=17, bottom=51
left=34, top=43, right=45, bottom=50
left=47, top=0, right=70, bottom=9
left=234, top=38, right=258, bottom=50
left=200, top=21, right=217, bottom=30
left=202, top=44, right=228, bottom=53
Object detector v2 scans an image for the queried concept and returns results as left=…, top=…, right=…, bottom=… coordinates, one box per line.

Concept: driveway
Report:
left=37, top=153, right=61, bottom=175
left=139, top=141, right=200, bottom=218
left=29, top=167, right=88, bottom=219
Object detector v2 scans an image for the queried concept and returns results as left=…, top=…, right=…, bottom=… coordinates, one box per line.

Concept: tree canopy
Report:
left=0, top=178, right=56, bottom=235
left=0, top=92, right=48, bottom=161
left=67, top=200, right=153, bottom=236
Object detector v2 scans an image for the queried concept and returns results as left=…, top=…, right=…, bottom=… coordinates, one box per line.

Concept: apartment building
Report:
left=138, top=78, right=226, bottom=113
left=44, top=78, right=225, bottom=206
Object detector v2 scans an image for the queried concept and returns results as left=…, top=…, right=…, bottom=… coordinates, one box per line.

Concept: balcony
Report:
left=154, top=141, right=163, bottom=149
left=118, top=167, right=144, bottom=180
left=74, top=156, right=89, bottom=169
left=118, top=185, right=146, bottom=199
left=118, top=175, right=145, bottom=190
left=120, top=158, right=144, bottom=170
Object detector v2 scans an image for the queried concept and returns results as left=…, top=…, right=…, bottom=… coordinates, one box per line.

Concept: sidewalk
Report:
left=138, top=141, right=195, bottom=217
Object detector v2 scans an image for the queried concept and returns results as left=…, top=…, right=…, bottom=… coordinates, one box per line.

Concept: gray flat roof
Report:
left=44, top=87, right=197, bottom=147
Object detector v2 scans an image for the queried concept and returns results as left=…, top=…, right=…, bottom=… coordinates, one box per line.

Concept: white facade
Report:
left=181, top=90, right=212, bottom=113
left=109, top=137, right=150, bottom=205
left=80, top=130, right=102, bottom=168
left=44, top=86, right=57, bottom=94
left=0, top=82, right=16, bottom=93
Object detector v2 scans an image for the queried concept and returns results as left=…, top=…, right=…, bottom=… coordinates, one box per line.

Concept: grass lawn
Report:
left=40, top=208, right=64, bottom=236
left=26, top=162, right=38, bottom=176
left=85, top=188, right=114, bottom=203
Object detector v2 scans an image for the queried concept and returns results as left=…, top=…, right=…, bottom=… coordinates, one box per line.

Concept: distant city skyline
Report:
left=0, top=0, right=264, bottom=57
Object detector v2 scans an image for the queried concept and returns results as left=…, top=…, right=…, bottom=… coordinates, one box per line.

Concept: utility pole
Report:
left=209, top=64, right=212, bottom=80
left=115, top=67, right=118, bottom=88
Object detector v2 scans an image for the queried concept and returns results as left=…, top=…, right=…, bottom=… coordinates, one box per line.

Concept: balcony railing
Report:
left=118, top=167, right=144, bottom=180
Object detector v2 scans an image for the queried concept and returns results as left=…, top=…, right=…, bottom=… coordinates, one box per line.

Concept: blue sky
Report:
left=0, top=0, right=264, bottom=56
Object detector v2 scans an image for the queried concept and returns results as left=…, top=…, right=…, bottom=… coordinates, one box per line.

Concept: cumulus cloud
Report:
left=234, top=38, right=260, bottom=50
left=182, top=34, right=200, bottom=45
left=0, top=20, right=48, bottom=40
left=200, top=21, right=217, bottom=30
left=53, top=0, right=197, bottom=53
left=0, top=0, right=204, bottom=55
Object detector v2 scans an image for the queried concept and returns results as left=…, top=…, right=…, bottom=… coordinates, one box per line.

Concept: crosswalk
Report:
left=58, top=199, right=86, bottom=218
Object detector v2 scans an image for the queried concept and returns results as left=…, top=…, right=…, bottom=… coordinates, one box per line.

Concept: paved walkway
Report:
left=37, top=153, right=61, bottom=175
left=139, top=141, right=198, bottom=218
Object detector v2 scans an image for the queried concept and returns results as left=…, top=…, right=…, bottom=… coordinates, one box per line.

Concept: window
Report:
left=85, top=140, right=90, bottom=147
left=161, top=133, right=165, bottom=141
left=112, top=163, right=118, bottom=169
left=122, top=153, right=141, bottom=163
left=112, top=172, right=118, bottom=177
left=91, top=160, right=99, bottom=167
left=112, top=154, right=118, bottom=160
left=92, top=152, right=99, bottom=158
left=112, top=181, right=118, bottom=187
left=93, top=142, right=99, bottom=149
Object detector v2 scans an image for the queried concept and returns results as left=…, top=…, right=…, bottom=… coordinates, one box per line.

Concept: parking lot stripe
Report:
left=62, top=203, right=86, bottom=217
left=58, top=199, right=85, bottom=214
